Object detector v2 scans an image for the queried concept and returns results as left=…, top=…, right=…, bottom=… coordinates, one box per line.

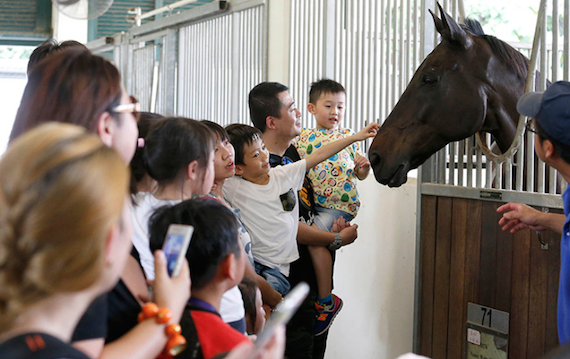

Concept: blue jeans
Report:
left=313, top=206, right=354, bottom=231
left=254, top=262, right=291, bottom=295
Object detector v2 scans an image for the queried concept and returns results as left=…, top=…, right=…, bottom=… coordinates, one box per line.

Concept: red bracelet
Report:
left=138, top=303, right=187, bottom=357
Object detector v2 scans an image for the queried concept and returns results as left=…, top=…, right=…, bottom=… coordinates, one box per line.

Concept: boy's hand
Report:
left=354, top=154, right=370, bottom=171
left=339, top=223, right=358, bottom=246
left=354, top=122, right=380, bottom=141
left=331, top=217, right=348, bottom=233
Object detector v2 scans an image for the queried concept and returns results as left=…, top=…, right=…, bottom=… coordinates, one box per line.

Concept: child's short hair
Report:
left=248, top=82, right=289, bottom=133
left=309, top=78, right=346, bottom=104
left=201, top=120, right=229, bottom=142
left=148, top=198, right=240, bottom=289
left=225, top=124, right=263, bottom=166
left=238, top=277, right=259, bottom=330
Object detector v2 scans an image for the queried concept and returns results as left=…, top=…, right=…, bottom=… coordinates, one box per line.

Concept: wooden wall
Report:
left=419, top=195, right=562, bottom=358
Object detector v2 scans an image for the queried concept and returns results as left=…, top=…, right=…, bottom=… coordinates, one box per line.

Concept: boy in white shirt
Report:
left=222, top=122, right=378, bottom=333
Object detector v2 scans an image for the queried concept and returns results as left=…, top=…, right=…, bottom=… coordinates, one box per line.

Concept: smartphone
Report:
left=162, top=224, right=193, bottom=277
left=250, top=282, right=310, bottom=354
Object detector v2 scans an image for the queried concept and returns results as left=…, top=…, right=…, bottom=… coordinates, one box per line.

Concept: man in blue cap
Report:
left=498, top=81, right=570, bottom=344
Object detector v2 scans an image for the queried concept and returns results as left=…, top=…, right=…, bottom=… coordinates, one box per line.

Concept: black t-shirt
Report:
left=0, top=332, right=91, bottom=359
left=71, top=294, right=108, bottom=342
left=269, top=145, right=336, bottom=290
left=105, top=279, right=141, bottom=343
left=72, top=247, right=143, bottom=343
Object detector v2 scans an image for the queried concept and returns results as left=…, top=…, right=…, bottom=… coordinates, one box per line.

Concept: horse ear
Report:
left=432, top=2, right=472, bottom=50
left=429, top=9, right=444, bottom=35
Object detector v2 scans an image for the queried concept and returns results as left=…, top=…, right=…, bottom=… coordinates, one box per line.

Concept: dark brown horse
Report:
left=368, top=4, right=529, bottom=187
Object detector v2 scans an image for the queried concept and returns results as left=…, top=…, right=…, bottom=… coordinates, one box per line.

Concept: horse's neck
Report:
left=482, top=77, right=526, bottom=153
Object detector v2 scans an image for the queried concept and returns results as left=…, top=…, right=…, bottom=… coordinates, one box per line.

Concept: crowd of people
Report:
left=0, top=39, right=377, bottom=359
left=4, top=34, right=570, bottom=359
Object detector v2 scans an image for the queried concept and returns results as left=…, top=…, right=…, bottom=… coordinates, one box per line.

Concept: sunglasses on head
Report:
left=110, top=96, right=140, bottom=121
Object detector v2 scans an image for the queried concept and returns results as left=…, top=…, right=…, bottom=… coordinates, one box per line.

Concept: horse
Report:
left=368, top=3, right=530, bottom=188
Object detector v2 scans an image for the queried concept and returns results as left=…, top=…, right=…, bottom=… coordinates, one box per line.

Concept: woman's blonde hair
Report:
left=0, top=123, right=129, bottom=332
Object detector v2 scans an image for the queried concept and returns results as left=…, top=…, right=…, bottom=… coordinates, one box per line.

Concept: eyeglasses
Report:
left=110, top=96, right=140, bottom=121
left=525, top=119, right=537, bottom=134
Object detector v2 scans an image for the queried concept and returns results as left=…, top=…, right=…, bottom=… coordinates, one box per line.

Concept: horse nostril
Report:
left=369, top=152, right=381, bottom=169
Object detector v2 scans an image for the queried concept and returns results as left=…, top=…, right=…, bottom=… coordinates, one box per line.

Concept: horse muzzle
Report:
left=369, top=151, right=409, bottom=187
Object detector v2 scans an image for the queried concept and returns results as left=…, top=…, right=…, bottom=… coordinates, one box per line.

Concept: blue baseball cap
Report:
left=517, top=81, right=570, bottom=145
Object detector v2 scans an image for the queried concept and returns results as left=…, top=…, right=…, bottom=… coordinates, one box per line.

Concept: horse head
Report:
left=368, top=3, right=528, bottom=187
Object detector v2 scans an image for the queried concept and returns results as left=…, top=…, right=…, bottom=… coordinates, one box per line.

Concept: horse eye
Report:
left=422, top=76, right=438, bottom=86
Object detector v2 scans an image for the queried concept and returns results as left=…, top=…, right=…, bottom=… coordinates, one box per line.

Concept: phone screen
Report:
left=163, top=233, right=186, bottom=276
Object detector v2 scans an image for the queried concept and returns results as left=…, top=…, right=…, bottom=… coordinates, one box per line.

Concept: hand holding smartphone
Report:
left=163, top=224, right=193, bottom=277
left=249, top=282, right=309, bottom=357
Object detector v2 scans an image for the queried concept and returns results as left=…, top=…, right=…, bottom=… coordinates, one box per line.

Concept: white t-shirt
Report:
left=130, top=192, right=245, bottom=323
left=131, top=193, right=178, bottom=280
left=230, top=206, right=255, bottom=266
left=222, top=160, right=307, bottom=276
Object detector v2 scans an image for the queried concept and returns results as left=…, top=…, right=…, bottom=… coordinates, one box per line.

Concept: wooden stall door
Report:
left=418, top=195, right=561, bottom=359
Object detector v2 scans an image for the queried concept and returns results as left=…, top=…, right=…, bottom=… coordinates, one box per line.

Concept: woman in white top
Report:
left=131, top=117, right=247, bottom=332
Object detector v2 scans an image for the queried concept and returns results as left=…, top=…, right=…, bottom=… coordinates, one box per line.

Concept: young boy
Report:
left=223, top=122, right=378, bottom=335
left=149, top=199, right=251, bottom=359
left=294, top=79, right=372, bottom=231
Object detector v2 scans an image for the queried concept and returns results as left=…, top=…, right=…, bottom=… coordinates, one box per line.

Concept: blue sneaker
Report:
left=314, top=294, right=343, bottom=336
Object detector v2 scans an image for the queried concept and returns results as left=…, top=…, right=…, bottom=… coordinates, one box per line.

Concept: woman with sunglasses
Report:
left=10, top=48, right=191, bottom=359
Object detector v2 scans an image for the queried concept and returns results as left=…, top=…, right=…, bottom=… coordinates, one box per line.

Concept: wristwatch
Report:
left=328, top=233, right=343, bottom=251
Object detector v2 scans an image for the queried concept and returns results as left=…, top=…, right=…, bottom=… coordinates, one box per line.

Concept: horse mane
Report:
left=462, top=18, right=529, bottom=81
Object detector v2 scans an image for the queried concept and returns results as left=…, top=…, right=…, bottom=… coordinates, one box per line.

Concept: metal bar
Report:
left=458, top=139, right=465, bottom=186
left=527, top=131, right=535, bottom=192
left=449, top=141, right=456, bottom=186
left=563, top=0, right=570, bottom=81
left=457, top=0, right=465, bottom=22
left=346, top=0, right=353, bottom=130
left=356, top=0, right=365, bottom=132
left=130, top=30, right=169, bottom=44
left=391, top=0, right=397, bottom=109
left=301, top=0, right=307, bottom=118
left=476, top=140, right=482, bottom=188
left=551, top=0, right=561, bottom=194
left=405, top=0, right=411, bottom=86
left=399, top=0, right=404, bottom=94
left=421, top=183, right=564, bottom=209
left=485, top=135, right=492, bottom=188
left=85, top=36, right=115, bottom=52
left=130, top=0, right=231, bottom=37
left=231, top=11, right=240, bottom=124
left=138, top=0, right=205, bottom=21
left=437, top=147, right=446, bottom=184
left=260, top=4, right=268, bottom=84
left=554, top=0, right=560, bottom=81
left=496, top=161, right=503, bottom=189
left=176, top=28, right=184, bottom=115
left=362, top=1, right=379, bottom=128
left=516, top=133, right=524, bottom=191
left=386, top=0, right=392, bottom=109
left=151, top=62, right=159, bottom=112
left=379, top=0, right=385, bottom=120
left=505, top=156, right=512, bottom=190
left=537, top=1, right=548, bottom=193
left=290, top=0, right=297, bottom=105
